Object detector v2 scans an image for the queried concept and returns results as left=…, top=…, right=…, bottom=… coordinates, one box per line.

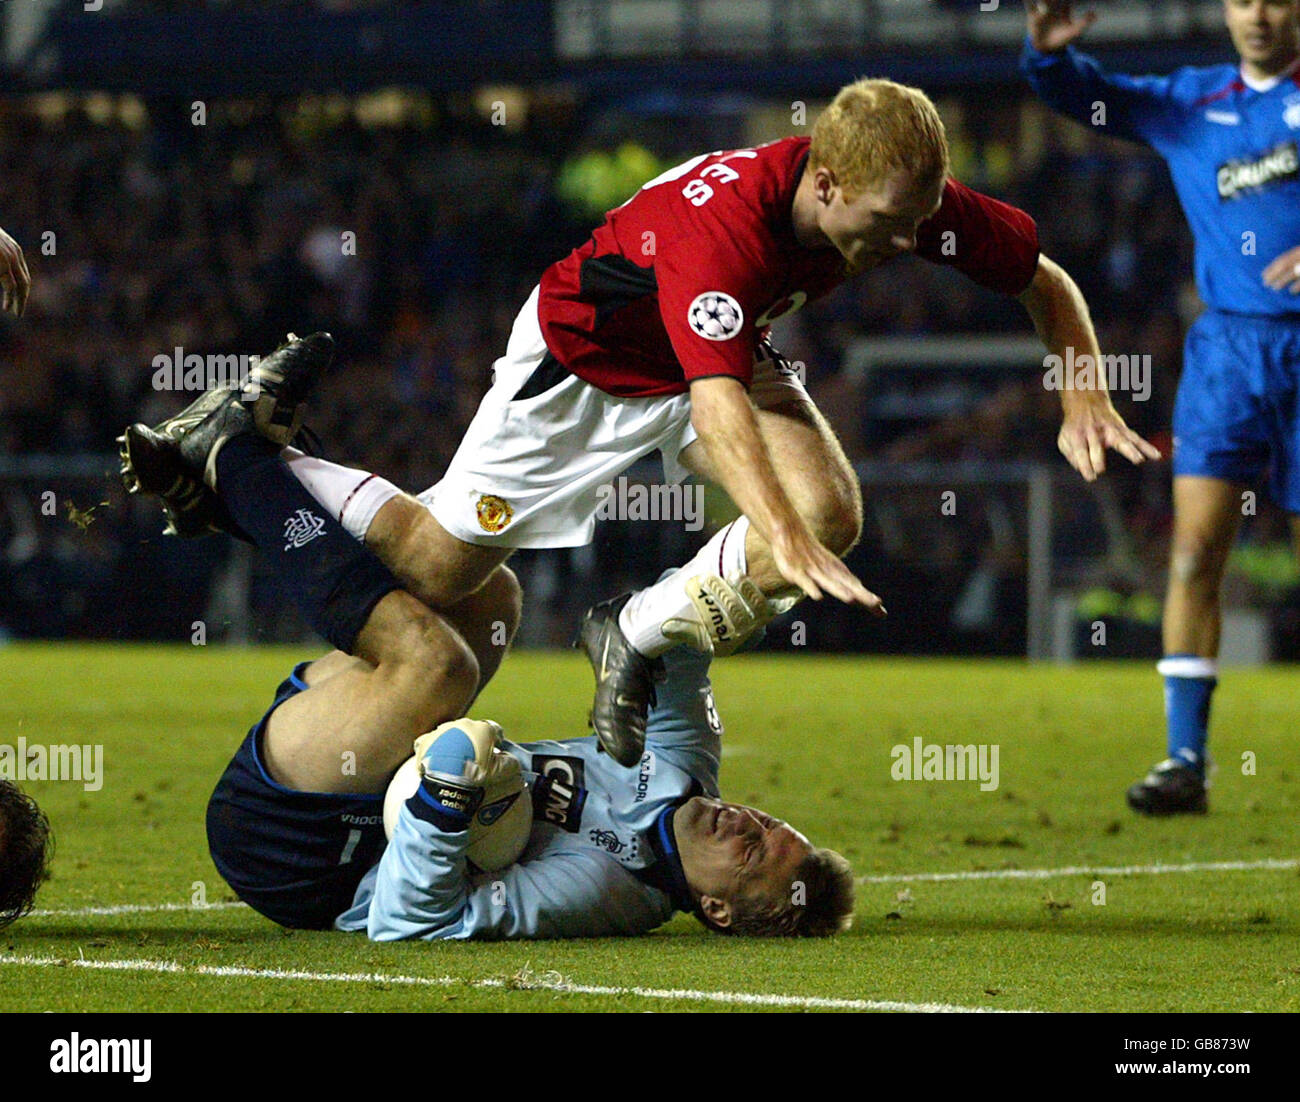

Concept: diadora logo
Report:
left=1204, top=109, right=1241, bottom=126
left=283, top=508, right=326, bottom=550
left=531, top=755, right=587, bottom=833
left=634, top=750, right=654, bottom=803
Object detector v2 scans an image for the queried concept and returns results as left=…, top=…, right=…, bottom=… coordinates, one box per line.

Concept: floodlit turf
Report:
left=2, top=643, right=1298, bottom=1012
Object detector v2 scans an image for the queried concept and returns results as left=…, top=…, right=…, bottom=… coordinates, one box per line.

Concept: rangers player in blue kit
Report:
left=1023, top=0, right=1300, bottom=814
left=118, top=344, right=854, bottom=939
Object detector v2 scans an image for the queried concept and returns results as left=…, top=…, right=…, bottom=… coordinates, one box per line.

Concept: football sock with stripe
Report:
left=619, top=517, right=751, bottom=657
left=1156, top=654, right=1217, bottom=775
left=282, top=447, right=401, bottom=541
left=214, top=434, right=400, bottom=652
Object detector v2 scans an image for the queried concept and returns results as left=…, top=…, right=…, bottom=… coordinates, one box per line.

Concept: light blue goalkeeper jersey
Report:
left=1022, top=41, right=1300, bottom=317
left=334, top=646, right=722, bottom=940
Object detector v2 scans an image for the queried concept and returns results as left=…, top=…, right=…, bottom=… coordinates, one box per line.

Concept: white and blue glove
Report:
left=407, top=719, right=504, bottom=832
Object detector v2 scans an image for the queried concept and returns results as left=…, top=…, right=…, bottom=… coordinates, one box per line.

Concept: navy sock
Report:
left=1158, top=654, right=1216, bottom=775
left=214, top=434, right=399, bottom=652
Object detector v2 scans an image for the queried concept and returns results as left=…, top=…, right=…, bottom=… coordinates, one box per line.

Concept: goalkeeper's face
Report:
left=674, top=797, right=811, bottom=927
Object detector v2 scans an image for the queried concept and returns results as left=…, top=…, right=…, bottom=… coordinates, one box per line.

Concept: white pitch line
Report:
left=0, top=953, right=1011, bottom=1013
left=29, top=901, right=248, bottom=918
left=858, top=856, right=1300, bottom=885
left=31, top=856, right=1299, bottom=917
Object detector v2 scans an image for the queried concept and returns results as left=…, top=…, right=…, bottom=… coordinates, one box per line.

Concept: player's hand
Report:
left=1057, top=395, right=1162, bottom=482
left=412, top=719, right=504, bottom=822
left=770, top=525, right=886, bottom=616
left=0, top=226, right=30, bottom=317
left=1262, top=245, right=1300, bottom=295
left=1024, top=0, right=1097, bottom=54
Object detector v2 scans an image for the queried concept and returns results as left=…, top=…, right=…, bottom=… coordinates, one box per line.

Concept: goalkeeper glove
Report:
left=663, top=573, right=773, bottom=657
left=408, top=718, right=504, bottom=832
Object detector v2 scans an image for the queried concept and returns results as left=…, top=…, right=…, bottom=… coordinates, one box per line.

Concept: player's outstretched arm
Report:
left=1021, top=0, right=1175, bottom=145
left=1017, top=253, right=1162, bottom=482
left=0, top=226, right=31, bottom=317
left=689, top=376, right=884, bottom=612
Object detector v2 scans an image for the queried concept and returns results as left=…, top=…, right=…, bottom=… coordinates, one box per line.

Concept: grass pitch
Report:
left=2, top=644, right=1298, bottom=1013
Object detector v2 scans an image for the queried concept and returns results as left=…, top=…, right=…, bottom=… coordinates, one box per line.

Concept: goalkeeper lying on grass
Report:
left=117, top=334, right=854, bottom=939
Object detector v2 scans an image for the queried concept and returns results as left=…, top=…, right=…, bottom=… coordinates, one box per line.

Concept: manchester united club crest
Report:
left=475, top=494, right=513, bottom=533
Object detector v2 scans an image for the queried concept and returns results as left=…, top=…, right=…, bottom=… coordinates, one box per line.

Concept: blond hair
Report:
left=809, top=78, right=949, bottom=197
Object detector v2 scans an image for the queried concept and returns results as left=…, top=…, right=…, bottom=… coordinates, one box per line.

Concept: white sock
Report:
left=619, top=518, right=751, bottom=657
left=282, top=447, right=400, bottom=541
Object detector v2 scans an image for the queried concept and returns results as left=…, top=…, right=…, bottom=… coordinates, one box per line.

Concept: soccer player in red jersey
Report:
left=132, top=81, right=1159, bottom=765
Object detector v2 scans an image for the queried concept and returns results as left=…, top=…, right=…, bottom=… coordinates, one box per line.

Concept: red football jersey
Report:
left=538, top=136, right=1039, bottom=397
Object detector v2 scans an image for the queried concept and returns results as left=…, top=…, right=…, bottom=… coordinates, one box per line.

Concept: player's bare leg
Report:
left=364, top=493, right=512, bottom=610
left=1128, top=474, right=1243, bottom=815
left=437, top=561, right=524, bottom=691
left=278, top=452, right=521, bottom=694
left=683, top=396, right=864, bottom=594
left=120, top=364, right=522, bottom=795
left=262, top=523, right=522, bottom=793
left=1163, top=475, right=1245, bottom=658
left=263, top=590, right=482, bottom=794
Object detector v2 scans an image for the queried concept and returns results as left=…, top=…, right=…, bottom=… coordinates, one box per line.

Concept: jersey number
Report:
left=637, top=149, right=760, bottom=208
left=338, top=828, right=362, bottom=866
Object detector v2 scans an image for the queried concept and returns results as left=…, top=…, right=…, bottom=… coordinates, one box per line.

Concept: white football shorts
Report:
left=419, top=284, right=809, bottom=548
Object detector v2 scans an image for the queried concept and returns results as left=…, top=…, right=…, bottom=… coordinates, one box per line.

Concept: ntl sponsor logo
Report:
left=0, top=738, right=103, bottom=792
left=1042, top=347, right=1151, bottom=402
left=152, top=347, right=262, bottom=393
left=595, top=476, right=705, bottom=532
left=50, top=1034, right=151, bottom=1083
left=890, top=738, right=999, bottom=792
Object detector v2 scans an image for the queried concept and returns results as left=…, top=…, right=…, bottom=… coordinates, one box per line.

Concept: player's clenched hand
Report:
left=0, top=226, right=30, bottom=317
left=1024, top=0, right=1097, bottom=54
left=1262, top=245, right=1300, bottom=295
left=770, top=525, right=886, bottom=616
left=1057, top=396, right=1162, bottom=482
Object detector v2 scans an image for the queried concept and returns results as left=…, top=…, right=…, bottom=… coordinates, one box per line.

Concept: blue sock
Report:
left=1157, top=654, right=1217, bottom=775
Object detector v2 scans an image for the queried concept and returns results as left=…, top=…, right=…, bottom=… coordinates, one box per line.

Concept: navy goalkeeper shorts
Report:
left=206, top=664, right=391, bottom=929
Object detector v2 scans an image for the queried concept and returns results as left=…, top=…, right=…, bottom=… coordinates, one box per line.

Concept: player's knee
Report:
left=393, top=614, right=481, bottom=716
left=1169, top=531, right=1231, bottom=588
